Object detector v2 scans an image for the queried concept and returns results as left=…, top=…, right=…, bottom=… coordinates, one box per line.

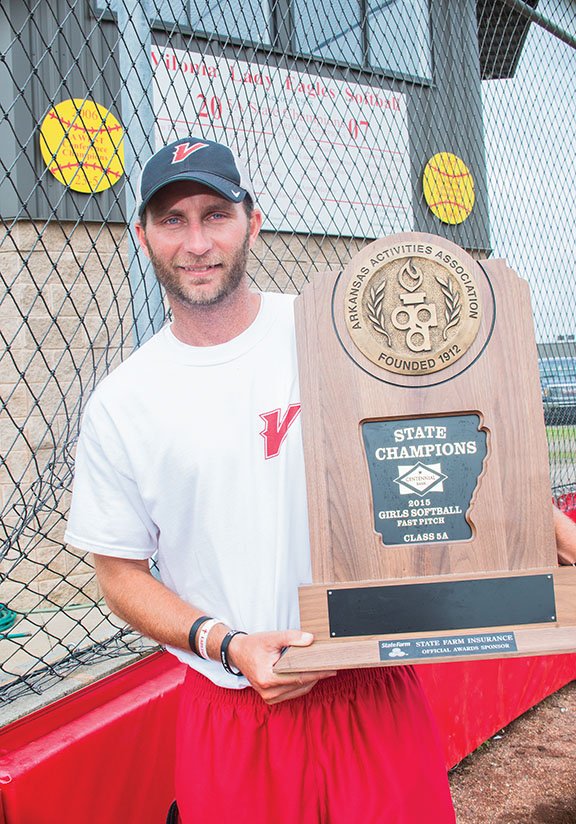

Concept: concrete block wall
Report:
left=1, top=219, right=135, bottom=691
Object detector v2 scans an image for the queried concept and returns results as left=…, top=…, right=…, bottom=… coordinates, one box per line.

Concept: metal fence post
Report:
left=113, top=0, right=165, bottom=346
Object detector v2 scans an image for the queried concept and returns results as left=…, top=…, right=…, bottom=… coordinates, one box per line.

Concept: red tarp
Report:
left=0, top=653, right=184, bottom=824
left=0, top=650, right=575, bottom=823
left=420, top=654, right=576, bottom=766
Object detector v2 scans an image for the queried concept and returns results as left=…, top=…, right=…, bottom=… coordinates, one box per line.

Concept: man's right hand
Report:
left=226, top=630, right=337, bottom=705
left=92, top=555, right=336, bottom=704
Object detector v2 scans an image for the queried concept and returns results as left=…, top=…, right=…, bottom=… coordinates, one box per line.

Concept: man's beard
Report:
left=146, top=231, right=251, bottom=308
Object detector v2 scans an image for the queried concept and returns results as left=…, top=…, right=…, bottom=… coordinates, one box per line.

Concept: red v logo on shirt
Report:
left=259, top=404, right=301, bottom=459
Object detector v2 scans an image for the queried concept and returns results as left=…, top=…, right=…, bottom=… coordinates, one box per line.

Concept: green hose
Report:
left=0, top=603, right=30, bottom=639
left=0, top=604, right=17, bottom=632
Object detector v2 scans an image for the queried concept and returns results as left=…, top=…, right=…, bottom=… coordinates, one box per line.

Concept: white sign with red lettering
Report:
left=151, top=48, right=413, bottom=238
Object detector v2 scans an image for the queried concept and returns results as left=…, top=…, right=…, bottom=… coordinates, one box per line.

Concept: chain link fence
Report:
left=1, top=0, right=575, bottom=713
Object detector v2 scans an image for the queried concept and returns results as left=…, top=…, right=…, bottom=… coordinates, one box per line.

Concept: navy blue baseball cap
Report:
left=137, top=137, right=255, bottom=216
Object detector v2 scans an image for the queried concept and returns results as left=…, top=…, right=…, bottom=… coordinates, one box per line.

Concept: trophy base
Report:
left=274, top=567, right=576, bottom=673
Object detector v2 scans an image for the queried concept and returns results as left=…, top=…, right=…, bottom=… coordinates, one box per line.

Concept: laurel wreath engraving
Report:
left=436, top=275, right=462, bottom=340
left=366, top=280, right=391, bottom=346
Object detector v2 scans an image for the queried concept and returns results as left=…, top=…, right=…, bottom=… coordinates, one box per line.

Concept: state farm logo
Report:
left=343, top=241, right=483, bottom=376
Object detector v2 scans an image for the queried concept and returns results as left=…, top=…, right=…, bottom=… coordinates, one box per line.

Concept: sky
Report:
left=481, top=7, right=576, bottom=343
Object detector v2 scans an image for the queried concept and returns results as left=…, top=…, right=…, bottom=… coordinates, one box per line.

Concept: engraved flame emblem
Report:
left=391, top=258, right=438, bottom=352
left=398, top=258, right=422, bottom=292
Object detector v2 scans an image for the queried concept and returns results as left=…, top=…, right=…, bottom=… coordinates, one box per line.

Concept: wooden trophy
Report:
left=276, top=232, right=576, bottom=673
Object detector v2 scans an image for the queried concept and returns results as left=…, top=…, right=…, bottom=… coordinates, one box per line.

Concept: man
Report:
left=66, top=136, right=574, bottom=822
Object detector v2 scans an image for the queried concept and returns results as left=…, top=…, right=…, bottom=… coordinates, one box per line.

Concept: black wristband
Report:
left=220, top=630, right=247, bottom=676
left=188, top=615, right=211, bottom=655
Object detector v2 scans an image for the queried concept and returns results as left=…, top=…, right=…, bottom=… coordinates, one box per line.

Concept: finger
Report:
left=264, top=681, right=319, bottom=705
left=274, top=630, right=315, bottom=648
left=281, top=669, right=337, bottom=684
left=245, top=667, right=336, bottom=698
left=256, top=669, right=338, bottom=702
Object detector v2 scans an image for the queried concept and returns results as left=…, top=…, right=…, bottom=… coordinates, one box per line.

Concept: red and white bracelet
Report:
left=196, top=618, right=223, bottom=660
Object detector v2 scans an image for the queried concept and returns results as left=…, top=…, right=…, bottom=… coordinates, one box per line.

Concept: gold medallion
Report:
left=344, top=241, right=482, bottom=375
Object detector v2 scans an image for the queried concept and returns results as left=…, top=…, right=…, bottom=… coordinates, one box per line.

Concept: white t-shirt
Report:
left=65, top=293, right=312, bottom=688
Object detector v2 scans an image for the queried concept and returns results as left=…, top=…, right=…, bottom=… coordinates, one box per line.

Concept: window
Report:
left=94, top=0, right=432, bottom=80
left=153, top=0, right=271, bottom=43
left=294, top=0, right=363, bottom=66
left=367, top=0, right=432, bottom=79
left=294, top=0, right=432, bottom=79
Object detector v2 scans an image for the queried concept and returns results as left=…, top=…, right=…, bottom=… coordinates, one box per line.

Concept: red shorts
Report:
left=175, top=666, right=455, bottom=824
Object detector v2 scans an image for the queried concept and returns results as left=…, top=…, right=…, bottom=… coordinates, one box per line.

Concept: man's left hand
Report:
left=554, top=504, right=576, bottom=565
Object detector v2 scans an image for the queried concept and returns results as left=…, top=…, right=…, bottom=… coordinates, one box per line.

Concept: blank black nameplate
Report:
left=327, top=575, right=556, bottom=638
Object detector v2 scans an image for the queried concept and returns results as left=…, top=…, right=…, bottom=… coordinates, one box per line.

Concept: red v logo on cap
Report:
left=259, top=404, right=301, bottom=459
left=171, top=142, right=209, bottom=164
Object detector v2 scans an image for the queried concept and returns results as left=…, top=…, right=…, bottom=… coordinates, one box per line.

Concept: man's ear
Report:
left=135, top=221, right=150, bottom=259
left=248, top=208, right=263, bottom=249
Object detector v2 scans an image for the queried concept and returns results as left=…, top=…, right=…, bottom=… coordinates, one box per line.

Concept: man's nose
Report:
left=183, top=223, right=212, bottom=256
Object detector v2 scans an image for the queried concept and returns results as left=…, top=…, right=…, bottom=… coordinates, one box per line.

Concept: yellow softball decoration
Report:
left=423, top=152, right=475, bottom=225
left=39, top=98, right=124, bottom=193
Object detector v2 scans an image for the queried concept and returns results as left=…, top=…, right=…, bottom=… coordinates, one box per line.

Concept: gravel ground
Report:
left=449, top=679, right=576, bottom=823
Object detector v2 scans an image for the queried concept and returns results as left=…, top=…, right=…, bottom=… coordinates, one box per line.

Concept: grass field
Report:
left=546, top=425, right=576, bottom=462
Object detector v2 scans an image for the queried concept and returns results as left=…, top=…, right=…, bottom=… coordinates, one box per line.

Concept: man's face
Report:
left=135, top=181, right=262, bottom=308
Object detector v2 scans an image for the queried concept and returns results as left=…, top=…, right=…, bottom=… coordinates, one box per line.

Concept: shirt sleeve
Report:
left=64, top=398, right=158, bottom=559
